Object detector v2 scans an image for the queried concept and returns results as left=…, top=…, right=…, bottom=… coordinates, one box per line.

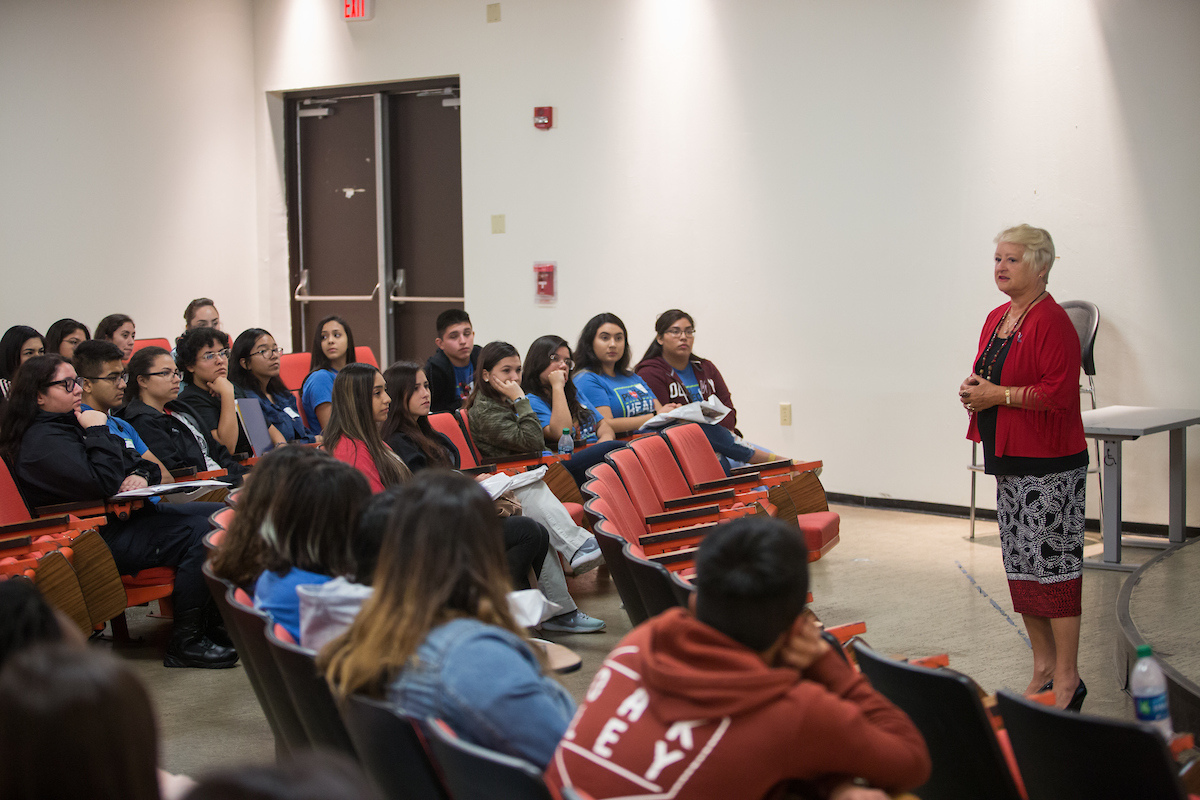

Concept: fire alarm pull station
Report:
left=534, top=262, right=557, bottom=304
left=534, top=107, right=553, bottom=130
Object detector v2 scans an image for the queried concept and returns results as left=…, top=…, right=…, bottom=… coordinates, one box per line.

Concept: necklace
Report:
left=979, top=291, right=1045, bottom=382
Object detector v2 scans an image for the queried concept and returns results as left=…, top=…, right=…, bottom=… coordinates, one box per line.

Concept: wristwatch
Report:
left=129, top=467, right=152, bottom=482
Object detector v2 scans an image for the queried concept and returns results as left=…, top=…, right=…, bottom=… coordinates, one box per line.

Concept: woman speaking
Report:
left=959, top=224, right=1089, bottom=711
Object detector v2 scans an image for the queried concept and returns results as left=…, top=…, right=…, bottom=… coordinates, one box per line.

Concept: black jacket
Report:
left=385, top=426, right=461, bottom=473
left=426, top=345, right=482, bottom=415
left=13, top=411, right=159, bottom=509
left=116, top=397, right=245, bottom=479
left=177, top=382, right=252, bottom=456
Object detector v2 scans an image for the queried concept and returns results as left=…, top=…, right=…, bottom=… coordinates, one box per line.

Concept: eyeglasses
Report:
left=548, top=354, right=575, bottom=370
left=198, top=349, right=230, bottom=363
left=251, top=346, right=282, bottom=359
left=42, top=377, right=85, bottom=392
left=147, top=369, right=184, bottom=380
left=664, top=327, right=696, bottom=339
left=84, top=373, right=128, bottom=385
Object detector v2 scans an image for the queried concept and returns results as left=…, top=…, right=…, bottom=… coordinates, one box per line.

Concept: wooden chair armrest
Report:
left=35, top=501, right=106, bottom=518
left=0, top=515, right=74, bottom=536
left=460, top=465, right=496, bottom=476
left=694, top=474, right=761, bottom=492
left=641, top=521, right=718, bottom=546
left=663, top=488, right=736, bottom=508
left=169, top=467, right=198, bottom=479
left=729, top=459, right=794, bottom=477
left=0, top=535, right=34, bottom=551
left=195, top=469, right=229, bottom=480
left=645, top=505, right=722, bottom=528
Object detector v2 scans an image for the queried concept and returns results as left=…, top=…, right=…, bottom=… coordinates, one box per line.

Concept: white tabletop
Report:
left=1081, top=405, right=1200, bottom=439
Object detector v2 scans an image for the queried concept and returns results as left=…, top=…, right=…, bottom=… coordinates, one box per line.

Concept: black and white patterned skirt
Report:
left=996, top=466, right=1086, bottom=618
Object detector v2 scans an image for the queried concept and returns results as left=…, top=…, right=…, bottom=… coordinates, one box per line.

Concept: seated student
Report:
left=426, top=308, right=481, bottom=414
left=254, top=457, right=371, bottom=642
left=576, top=312, right=775, bottom=469
left=176, top=327, right=251, bottom=456
left=44, top=318, right=90, bottom=360
left=380, top=361, right=605, bottom=633
left=172, top=297, right=222, bottom=359
left=322, top=362, right=412, bottom=493
left=521, top=335, right=625, bottom=487
left=546, top=516, right=932, bottom=800
left=95, top=313, right=137, bottom=360
left=0, top=325, right=44, bottom=399
left=117, top=346, right=247, bottom=483
left=322, top=471, right=576, bottom=769
left=209, top=446, right=330, bottom=590
left=302, top=315, right=356, bottom=435
left=0, top=356, right=236, bottom=668
left=635, top=308, right=777, bottom=465
left=229, top=328, right=315, bottom=446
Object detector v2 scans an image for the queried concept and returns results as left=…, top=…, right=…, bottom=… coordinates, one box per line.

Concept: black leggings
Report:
left=501, top=517, right=549, bottom=590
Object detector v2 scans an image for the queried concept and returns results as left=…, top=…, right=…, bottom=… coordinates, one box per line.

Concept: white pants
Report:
left=536, top=552, right=576, bottom=615
left=512, top=481, right=591, bottom=558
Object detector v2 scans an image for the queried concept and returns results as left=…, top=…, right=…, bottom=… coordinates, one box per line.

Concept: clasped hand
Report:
left=958, top=373, right=998, bottom=413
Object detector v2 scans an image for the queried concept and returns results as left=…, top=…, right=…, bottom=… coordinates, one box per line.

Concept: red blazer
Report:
left=967, top=294, right=1086, bottom=459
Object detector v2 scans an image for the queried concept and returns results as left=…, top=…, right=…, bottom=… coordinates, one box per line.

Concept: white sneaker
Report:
left=569, top=538, right=604, bottom=575
left=539, top=610, right=606, bottom=634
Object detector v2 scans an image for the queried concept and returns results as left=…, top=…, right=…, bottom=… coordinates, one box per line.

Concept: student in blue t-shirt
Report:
left=301, top=316, right=356, bottom=435
left=520, top=335, right=623, bottom=487
left=426, top=309, right=483, bottom=415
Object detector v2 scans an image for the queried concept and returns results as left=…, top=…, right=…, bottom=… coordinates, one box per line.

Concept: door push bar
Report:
left=294, top=269, right=380, bottom=303
left=387, top=268, right=465, bottom=304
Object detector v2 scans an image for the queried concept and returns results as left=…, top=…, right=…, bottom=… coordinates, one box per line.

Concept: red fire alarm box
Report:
left=534, top=107, right=553, bottom=130
left=534, top=262, right=557, bottom=304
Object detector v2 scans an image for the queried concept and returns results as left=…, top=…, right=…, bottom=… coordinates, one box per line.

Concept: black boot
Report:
left=203, top=601, right=233, bottom=648
left=165, top=609, right=239, bottom=669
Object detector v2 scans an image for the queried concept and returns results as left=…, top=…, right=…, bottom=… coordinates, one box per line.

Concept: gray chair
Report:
left=969, top=299, right=1101, bottom=537
left=339, top=695, right=450, bottom=800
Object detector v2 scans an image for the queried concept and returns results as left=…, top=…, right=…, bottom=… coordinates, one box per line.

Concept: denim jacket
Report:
left=386, top=616, right=575, bottom=768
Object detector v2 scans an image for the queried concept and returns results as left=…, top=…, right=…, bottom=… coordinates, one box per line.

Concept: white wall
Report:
left=0, top=0, right=259, bottom=343
left=2, top=1, right=1196, bottom=526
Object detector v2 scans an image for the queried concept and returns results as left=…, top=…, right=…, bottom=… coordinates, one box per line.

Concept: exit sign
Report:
left=344, top=0, right=374, bottom=21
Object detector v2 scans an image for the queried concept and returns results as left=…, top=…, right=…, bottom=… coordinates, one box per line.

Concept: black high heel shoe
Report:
left=1037, top=679, right=1054, bottom=693
left=1065, top=679, right=1087, bottom=712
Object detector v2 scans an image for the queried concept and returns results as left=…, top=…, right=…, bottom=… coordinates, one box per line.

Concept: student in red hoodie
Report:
left=546, top=517, right=931, bottom=800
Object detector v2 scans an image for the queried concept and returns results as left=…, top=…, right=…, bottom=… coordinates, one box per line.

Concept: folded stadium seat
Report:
left=425, top=717, right=559, bottom=800
left=605, top=448, right=757, bottom=525
left=591, top=517, right=649, bottom=626
left=19, top=550, right=93, bottom=633
left=660, top=424, right=779, bottom=515
left=339, top=695, right=451, bottom=800
left=279, top=352, right=311, bottom=392
left=265, top=622, right=358, bottom=757
left=628, top=432, right=774, bottom=516
left=354, top=346, right=378, bottom=367
left=131, top=338, right=171, bottom=357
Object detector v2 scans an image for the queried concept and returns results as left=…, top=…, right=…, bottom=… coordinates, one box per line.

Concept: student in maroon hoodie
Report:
left=545, top=517, right=930, bottom=800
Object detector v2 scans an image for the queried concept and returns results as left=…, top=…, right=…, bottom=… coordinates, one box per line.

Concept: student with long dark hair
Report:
left=0, top=355, right=235, bottom=668
left=578, top=311, right=775, bottom=467
left=302, top=315, right=357, bottom=435
left=254, top=457, right=371, bottom=641
left=0, top=325, right=44, bottom=399
left=44, top=318, right=90, bottom=360
left=229, top=328, right=314, bottom=446
left=176, top=327, right=250, bottom=456
left=321, top=471, right=576, bottom=769
left=323, top=363, right=410, bottom=493
left=95, top=313, right=136, bottom=360
left=382, top=361, right=603, bottom=633
left=117, top=346, right=246, bottom=482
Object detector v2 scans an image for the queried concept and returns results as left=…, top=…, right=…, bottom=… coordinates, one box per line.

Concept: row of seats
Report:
left=200, top=503, right=594, bottom=800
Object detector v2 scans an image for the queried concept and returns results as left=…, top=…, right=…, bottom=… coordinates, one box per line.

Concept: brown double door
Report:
left=287, top=79, right=465, bottom=367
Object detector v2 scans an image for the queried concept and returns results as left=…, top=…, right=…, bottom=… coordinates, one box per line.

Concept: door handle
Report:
left=293, top=270, right=380, bottom=302
left=387, top=268, right=463, bottom=303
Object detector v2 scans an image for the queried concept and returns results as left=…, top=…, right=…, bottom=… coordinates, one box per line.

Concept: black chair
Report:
left=339, top=694, right=450, bottom=800
left=424, top=717, right=555, bottom=800
left=623, top=541, right=693, bottom=618
left=852, top=641, right=1022, bottom=800
left=592, top=518, right=649, bottom=625
left=263, top=622, right=358, bottom=758
left=995, top=689, right=1187, bottom=800
left=1060, top=299, right=1103, bottom=500
left=203, top=563, right=307, bottom=759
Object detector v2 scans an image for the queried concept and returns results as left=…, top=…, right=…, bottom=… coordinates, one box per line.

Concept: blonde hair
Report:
left=995, top=224, right=1056, bottom=283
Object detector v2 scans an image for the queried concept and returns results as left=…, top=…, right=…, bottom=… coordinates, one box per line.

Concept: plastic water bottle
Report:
left=557, top=428, right=574, bottom=458
left=1131, top=644, right=1173, bottom=739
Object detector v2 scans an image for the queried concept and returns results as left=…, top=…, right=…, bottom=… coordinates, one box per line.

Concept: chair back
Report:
left=236, top=399, right=275, bottom=457
left=629, top=434, right=694, bottom=503
left=264, top=622, right=358, bottom=757
left=279, top=353, right=312, bottom=392
left=428, top=413, right=479, bottom=469
left=454, top=409, right=485, bottom=464
left=581, top=464, right=648, bottom=540
left=222, top=584, right=310, bottom=753
left=622, top=542, right=689, bottom=617
left=592, top=518, right=648, bottom=626
left=995, top=689, right=1186, bottom=800
left=340, top=695, right=450, bottom=800
left=662, top=423, right=727, bottom=486
left=131, top=338, right=171, bottom=356
left=354, top=345, right=379, bottom=367
left=607, top=448, right=668, bottom=516
left=0, top=458, right=32, bottom=525
left=852, top=642, right=1022, bottom=800
left=424, top=718, right=554, bottom=800
left=209, top=506, right=235, bottom=532
left=1059, top=300, right=1100, bottom=377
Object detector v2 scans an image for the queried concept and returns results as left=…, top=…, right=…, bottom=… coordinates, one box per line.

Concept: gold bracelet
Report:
left=1005, top=387, right=1011, bottom=406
